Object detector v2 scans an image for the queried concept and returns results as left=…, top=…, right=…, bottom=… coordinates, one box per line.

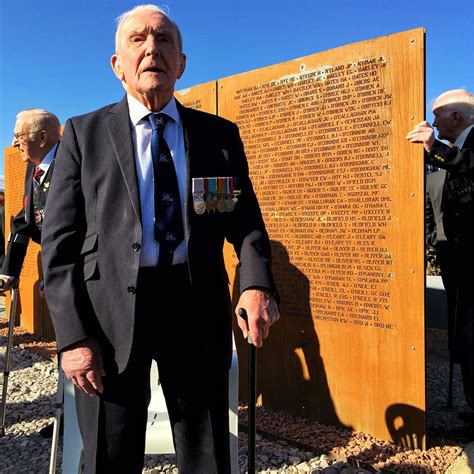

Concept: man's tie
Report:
left=33, top=166, right=44, bottom=194
left=149, top=113, right=184, bottom=267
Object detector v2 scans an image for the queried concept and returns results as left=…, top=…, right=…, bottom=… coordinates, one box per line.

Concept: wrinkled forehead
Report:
left=432, top=103, right=451, bottom=116
left=117, top=10, right=178, bottom=46
left=14, top=117, right=28, bottom=133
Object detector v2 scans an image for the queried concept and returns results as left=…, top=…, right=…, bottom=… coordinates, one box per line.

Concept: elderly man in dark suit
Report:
left=41, top=5, right=279, bottom=473
left=0, top=109, right=61, bottom=438
left=425, top=169, right=459, bottom=352
left=407, top=88, right=474, bottom=440
left=0, top=109, right=60, bottom=291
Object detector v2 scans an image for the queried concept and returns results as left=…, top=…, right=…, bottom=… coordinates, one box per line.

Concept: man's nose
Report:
left=12, top=137, right=19, bottom=147
left=145, top=35, right=159, bottom=55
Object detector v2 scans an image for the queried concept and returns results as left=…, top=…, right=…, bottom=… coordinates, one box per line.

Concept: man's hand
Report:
left=0, top=275, right=16, bottom=295
left=61, top=338, right=105, bottom=396
left=406, top=121, right=435, bottom=152
left=235, top=289, right=280, bottom=348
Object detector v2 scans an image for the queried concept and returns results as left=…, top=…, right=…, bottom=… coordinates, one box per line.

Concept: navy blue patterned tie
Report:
left=149, top=113, right=184, bottom=267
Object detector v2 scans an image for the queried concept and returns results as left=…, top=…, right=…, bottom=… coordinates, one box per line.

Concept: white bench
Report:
left=55, top=337, right=239, bottom=473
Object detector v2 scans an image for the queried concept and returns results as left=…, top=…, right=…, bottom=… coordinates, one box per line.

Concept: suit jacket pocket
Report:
left=82, top=234, right=99, bottom=281
left=83, top=258, right=99, bottom=281
left=81, top=233, right=98, bottom=256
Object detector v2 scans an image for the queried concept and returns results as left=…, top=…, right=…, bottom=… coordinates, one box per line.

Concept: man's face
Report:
left=12, top=118, right=45, bottom=166
left=111, top=10, right=186, bottom=107
left=432, top=106, right=457, bottom=143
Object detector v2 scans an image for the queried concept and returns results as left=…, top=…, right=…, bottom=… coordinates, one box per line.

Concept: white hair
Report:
left=434, top=89, right=474, bottom=124
left=114, top=4, right=183, bottom=52
left=16, top=109, right=60, bottom=134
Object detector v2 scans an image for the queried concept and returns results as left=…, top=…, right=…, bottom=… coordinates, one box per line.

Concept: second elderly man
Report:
left=1, top=109, right=60, bottom=291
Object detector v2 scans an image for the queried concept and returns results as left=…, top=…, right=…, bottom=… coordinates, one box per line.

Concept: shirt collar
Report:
left=127, top=94, right=181, bottom=127
left=454, top=124, right=474, bottom=148
left=38, top=142, right=58, bottom=170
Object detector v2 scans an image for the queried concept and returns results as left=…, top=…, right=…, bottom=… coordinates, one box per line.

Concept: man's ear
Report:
left=177, top=53, right=186, bottom=79
left=39, top=130, right=48, bottom=148
left=452, top=111, right=463, bottom=126
left=111, top=54, right=124, bottom=81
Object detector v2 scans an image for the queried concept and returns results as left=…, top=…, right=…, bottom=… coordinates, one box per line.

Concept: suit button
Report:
left=132, top=242, right=141, bottom=251
left=127, top=285, right=136, bottom=294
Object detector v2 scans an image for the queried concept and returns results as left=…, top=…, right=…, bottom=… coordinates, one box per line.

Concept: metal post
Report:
left=0, top=279, right=20, bottom=437
left=49, top=366, right=64, bottom=474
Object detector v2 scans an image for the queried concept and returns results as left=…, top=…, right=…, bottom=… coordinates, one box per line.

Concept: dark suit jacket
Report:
left=42, top=97, right=276, bottom=373
left=1, top=161, right=55, bottom=277
left=426, top=169, right=447, bottom=248
left=426, top=127, right=473, bottom=282
left=428, top=127, right=474, bottom=173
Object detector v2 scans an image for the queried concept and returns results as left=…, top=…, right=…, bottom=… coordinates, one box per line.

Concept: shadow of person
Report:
left=385, top=403, right=426, bottom=449
left=231, top=240, right=352, bottom=445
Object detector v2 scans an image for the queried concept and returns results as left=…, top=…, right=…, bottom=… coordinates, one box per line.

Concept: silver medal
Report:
left=193, top=197, right=206, bottom=215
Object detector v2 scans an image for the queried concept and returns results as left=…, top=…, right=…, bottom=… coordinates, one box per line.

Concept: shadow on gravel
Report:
left=0, top=429, right=59, bottom=472
left=385, top=404, right=425, bottom=449
left=232, top=240, right=352, bottom=449
left=3, top=396, right=55, bottom=425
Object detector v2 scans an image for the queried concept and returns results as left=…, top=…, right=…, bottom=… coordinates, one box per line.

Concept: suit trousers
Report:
left=446, top=244, right=474, bottom=410
left=74, top=264, right=231, bottom=473
left=455, top=283, right=474, bottom=410
left=435, top=242, right=457, bottom=357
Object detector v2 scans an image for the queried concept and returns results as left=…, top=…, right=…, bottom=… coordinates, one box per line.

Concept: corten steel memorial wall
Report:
left=3, top=147, right=54, bottom=338
left=179, top=29, right=426, bottom=445
left=175, top=80, right=218, bottom=115
left=3, top=28, right=425, bottom=444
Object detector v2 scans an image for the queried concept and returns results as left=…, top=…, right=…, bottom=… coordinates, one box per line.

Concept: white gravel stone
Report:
left=0, top=316, right=468, bottom=472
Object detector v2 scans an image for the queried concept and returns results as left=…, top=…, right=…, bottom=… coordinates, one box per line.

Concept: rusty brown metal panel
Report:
left=4, top=146, right=52, bottom=337
left=219, top=29, right=425, bottom=446
left=175, top=80, right=218, bottom=114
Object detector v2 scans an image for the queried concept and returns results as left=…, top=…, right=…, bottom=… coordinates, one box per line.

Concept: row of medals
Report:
left=192, top=177, right=241, bottom=215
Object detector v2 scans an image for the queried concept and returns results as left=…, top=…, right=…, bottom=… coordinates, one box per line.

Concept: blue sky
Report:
left=1, top=0, right=473, bottom=173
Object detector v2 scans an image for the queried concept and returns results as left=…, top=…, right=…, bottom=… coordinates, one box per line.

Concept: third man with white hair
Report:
left=407, top=88, right=474, bottom=439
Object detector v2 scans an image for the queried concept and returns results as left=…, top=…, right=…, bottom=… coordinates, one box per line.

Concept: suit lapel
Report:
left=178, top=102, right=199, bottom=244
left=106, top=97, right=141, bottom=222
left=42, top=160, right=54, bottom=185
left=464, top=127, right=474, bottom=149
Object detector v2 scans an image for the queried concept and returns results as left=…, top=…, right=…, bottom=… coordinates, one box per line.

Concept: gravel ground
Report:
left=0, top=299, right=471, bottom=473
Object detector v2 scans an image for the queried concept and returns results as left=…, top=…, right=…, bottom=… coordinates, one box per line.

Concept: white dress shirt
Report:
left=36, top=142, right=57, bottom=184
left=127, top=94, right=188, bottom=267
left=454, top=124, right=474, bottom=148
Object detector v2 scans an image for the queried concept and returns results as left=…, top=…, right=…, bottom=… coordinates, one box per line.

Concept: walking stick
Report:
left=447, top=288, right=459, bottom=409
left=0, top=278, right=20, bottom=437
left=239, top=308, right=256, bottom=474
left=447, top=359, right=454, bottom=408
